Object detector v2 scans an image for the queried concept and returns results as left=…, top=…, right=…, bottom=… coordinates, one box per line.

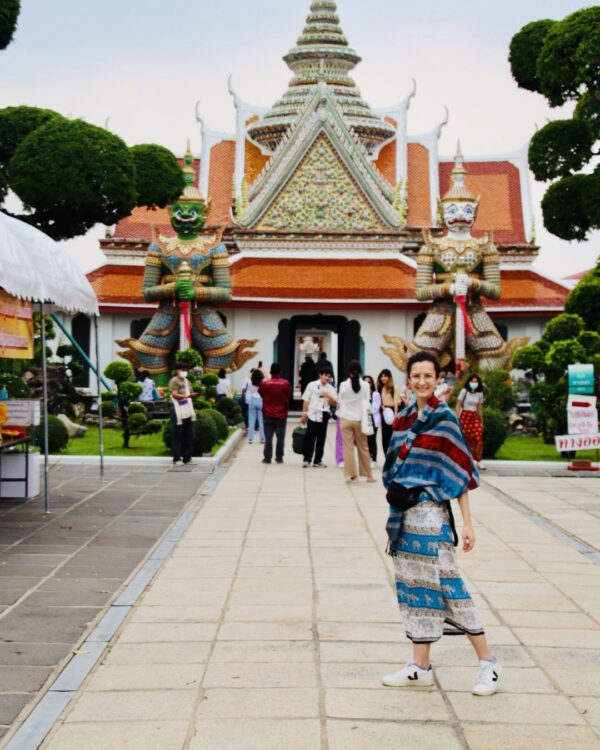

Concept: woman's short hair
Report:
left=218, top=368, right=227, bottom=379
left=466, top=372, right=484, bottom=392
left=406, top=351, right=441, bottom=377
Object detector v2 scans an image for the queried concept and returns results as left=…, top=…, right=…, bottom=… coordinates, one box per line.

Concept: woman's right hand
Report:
left=300, top=414, right=307, bottom=425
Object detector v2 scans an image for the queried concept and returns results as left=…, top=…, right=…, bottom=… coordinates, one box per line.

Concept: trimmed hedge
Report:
left=204, top=409, right=228, bottom=441
left=34, top=415, right=69, bottom=453
left=162, top=409, right=219, bottom=455
left=483, top=407, right=508, bottom=459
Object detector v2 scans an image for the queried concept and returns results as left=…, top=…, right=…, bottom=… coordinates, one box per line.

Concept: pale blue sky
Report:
left=1, top=0, right=597, bottom=276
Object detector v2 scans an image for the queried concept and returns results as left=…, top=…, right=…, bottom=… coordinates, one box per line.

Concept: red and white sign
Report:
left=555, top=433, right=600, bottom=452
left=567, top=394, right=598, bottom=436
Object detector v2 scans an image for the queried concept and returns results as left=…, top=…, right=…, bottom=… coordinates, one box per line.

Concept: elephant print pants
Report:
left=392, top=501, right=484, bottom=644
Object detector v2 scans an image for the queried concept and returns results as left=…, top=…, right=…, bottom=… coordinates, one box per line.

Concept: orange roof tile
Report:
left=245, top=138, right=270, bottom=187
left=374, top=140, right=396, bottom=186
left=489, top=270, right=568, bottom=308
left=439, top=160, right=526, bottom=245
left=87, top=262, right=567, bottom=310
left=407, top=143, right=432, bottom=227
left=206, top=140, right=235, bottom=225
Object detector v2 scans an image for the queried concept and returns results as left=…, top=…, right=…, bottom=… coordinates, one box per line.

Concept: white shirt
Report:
left=337, top=378, right=370, bottom=421
left=216, top=378, right=231, bottom=396
left=458, top=388, right=484, bottom=411
left=302, top=380, right=336, bottom=422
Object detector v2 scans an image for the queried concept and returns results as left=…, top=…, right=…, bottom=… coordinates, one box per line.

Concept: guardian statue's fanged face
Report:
left=443, top=200, right=477, bottom=234
left=169, top=200, right=207, bottom=239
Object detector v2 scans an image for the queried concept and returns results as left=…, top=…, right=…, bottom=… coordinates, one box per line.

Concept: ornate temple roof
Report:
left=246, top=1, right=395, bottom=153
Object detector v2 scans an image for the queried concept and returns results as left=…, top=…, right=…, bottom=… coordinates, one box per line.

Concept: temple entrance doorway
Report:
left=275, top=314, right=361, bottom=405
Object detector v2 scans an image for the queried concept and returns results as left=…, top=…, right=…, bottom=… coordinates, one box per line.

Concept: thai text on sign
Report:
left=0, top=290, right=33, bottom=359
left=555, top=433, right=600, bottom=452
left=567, top=394, right=598, bottom=436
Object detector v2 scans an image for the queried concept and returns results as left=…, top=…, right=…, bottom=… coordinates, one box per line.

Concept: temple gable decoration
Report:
left=238, top=84, right=400, bottom=231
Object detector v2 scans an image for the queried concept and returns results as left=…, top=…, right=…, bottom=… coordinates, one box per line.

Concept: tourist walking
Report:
left=337, top=360, right=375, bottom=483
left=381, top=351, right=501, bottom=696
left=377, top=368, right=401, bottom=455
left=169, top=361, right=198, bottom=466
left=364, top=375, right=381, bottom=465
left=258, top=363, right=292, bottom=464
left=300, top=368, right=337, bottom=467
left=299, top=355, right=318, bottom=396
left=216, top=368, right=232, bottom=401
left=455, top=373, right=485, bottom=469
left=247, top=368, right=265, bottom=444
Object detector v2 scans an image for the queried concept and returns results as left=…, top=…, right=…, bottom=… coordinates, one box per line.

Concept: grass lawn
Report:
left=55, top=426, right=237, bottom=457
left=495, top=435, right=599, bottom=462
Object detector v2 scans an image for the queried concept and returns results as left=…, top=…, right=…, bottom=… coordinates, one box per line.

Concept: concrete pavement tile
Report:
left=572, top=696, right=600, bottom=723
left=217, top=622, right=313, bottom=641
left=514, top=628, right=600, bottom=649
left=436, top=666, right=557, bottom=694
left=65, top=689, right=196, bottom=722
left=189, top=718, right=321, bottom=750
left=102, top=642, right=211, bottom=665
left=325, top=687, right=450, bottom=720
left=319, top=641, right=409, bottom=664
left=84, top=663, right=203, bottom=691
left=196, top=688, right=319, bottom=718
left=500, top=610, right=598, bottom=629
left=202, top=662, right=317, bottom=688
left=447, top=693, right=585, bottom=725
left=461, top=723, right=600, bottom=750
left=235, top=565, right=311, bottom=579
left=530, top=646, right=600, bottom=668
left=0, top=665, right=52, bottom=692
left=140, top=587, right=228, bottom=607
left=543, top=667, right=600, bottom=696
left=116, top=622, right=218, bottom=643
left=224, top=604, right=312, bottom=621
left=0, top=693, right=29, bottom=724
left=326, top=719, right=463, bottom=750
left=318, top=622, right=403, bottom=642
left=44, top=720, right=190, bottom=750
left=321, top=662, right=414, bottom=689
left=210, top=640, right=314, bottom=662
left=128, top=605, right=222, bottom=623
left=227, top=590, right=313, bottom=606
left=433, top=644, right=536, bottom=668
left=482, top=594, right=578, bottom=612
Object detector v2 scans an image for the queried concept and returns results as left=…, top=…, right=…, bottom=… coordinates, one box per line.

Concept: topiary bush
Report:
left=127, top=402, right=146, bottom=416
left=192, top=398, right=212, bottom=411
left=482, top=369, right=515, bottom=413
left=201, top=372, right=219, bottom=386
left=100, top=401, right=115, bottom=418
left=195, top=411, right=218, bottom=454
left=482, top=407, right=508, bottom=459
left=215, top=396, right=243, bottom=425
left=205, top=408, right=229, bottom=441
left=34, top=415, right=69, bottom=453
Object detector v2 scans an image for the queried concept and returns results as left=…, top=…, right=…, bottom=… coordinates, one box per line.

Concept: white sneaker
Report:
left=472, top=659, right=502, bottom=696
left=382, top=663, right=434, bottom=687
left=313, top=462, right=327, bottom=468
left=302, top=461, right=310, bottom=468
left=172, top=460, right=184, bottom=467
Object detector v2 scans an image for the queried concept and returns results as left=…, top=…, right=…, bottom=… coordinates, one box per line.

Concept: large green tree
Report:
left=0, top=106, right=185, bottom=240
left=0, top=0, right=20, bottom=50
left=509, top=8, right=600, bottom=241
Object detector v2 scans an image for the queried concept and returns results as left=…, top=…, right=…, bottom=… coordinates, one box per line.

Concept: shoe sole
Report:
left=471, top=686, right=499, bottom=696
left=382, top=679, right=434, bottom=688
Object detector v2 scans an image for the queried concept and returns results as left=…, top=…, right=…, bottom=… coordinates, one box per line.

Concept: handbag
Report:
left=361, top=399, right=374, bottom=436
left=382, top=406, right=395, bottom=426
left=292, top=425, right=307, bottom=454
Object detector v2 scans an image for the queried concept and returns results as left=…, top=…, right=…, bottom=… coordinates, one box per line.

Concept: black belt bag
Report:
left=385, top=482, right=421, bottom=510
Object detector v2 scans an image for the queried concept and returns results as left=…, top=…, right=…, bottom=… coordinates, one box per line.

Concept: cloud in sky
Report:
left=1, top=0, right=597, bottom=276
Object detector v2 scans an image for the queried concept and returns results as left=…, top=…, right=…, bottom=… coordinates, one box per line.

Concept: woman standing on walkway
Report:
left=364, top=375, right=381, bottom=466
left=381, top=351, right=501, bottom=695
left=377, top=369, right=401, bottom=455
left=338, top=360, right=375, bottom=483
left=455, top=373, right=485, bottom=469
left=246, top=368, right=265, bottom=444
left=216, top=368, right=232, bottom=402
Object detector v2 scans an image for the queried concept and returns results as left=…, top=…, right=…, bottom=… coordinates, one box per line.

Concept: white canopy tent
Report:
left=0, top=210, right=102, bottom=511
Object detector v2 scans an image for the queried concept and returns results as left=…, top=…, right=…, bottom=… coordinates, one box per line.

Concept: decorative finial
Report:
left=442, top=140, right=477, bottom=202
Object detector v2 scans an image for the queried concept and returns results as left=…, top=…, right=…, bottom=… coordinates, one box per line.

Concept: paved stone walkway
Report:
left=0, top=461, right=212, bottom=740
left=14, top=436, right=600, bottom=750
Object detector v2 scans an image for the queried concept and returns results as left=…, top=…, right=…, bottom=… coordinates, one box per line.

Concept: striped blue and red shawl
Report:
left=382, top=395, right=479, bottom=499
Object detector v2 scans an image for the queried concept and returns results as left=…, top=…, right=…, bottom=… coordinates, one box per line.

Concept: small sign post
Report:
left=563, top=364, right=598, bottom=471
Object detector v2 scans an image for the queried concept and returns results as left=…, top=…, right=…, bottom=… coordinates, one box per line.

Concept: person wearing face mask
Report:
left=455, top=373, right=485, bottom=469
left=169, top=362, right=199, bottom=467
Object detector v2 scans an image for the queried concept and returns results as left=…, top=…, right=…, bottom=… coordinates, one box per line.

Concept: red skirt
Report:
left=460, top=410, right=483, bottom=462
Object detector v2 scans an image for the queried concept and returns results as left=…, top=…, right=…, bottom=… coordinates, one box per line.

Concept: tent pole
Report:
left=40, top=302, right=50, bottom=514
left=94, top=315, right=105, bottom=481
